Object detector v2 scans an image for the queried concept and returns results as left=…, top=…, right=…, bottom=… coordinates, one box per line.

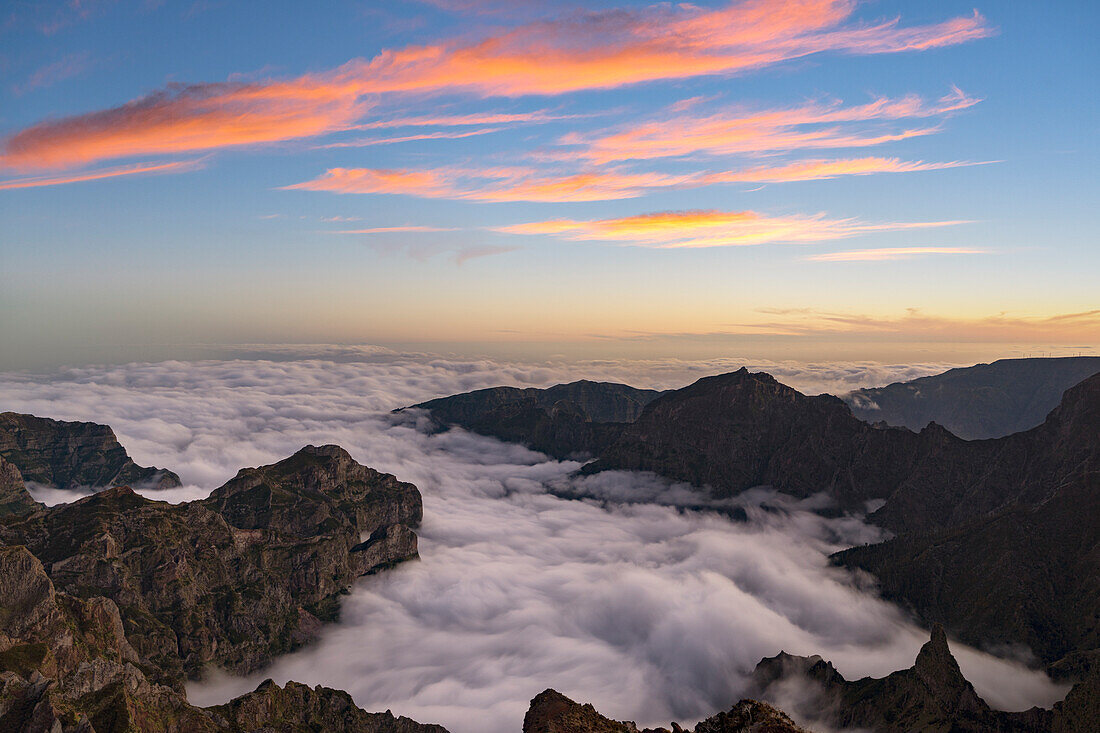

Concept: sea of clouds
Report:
left=0, top=348, right=1067, bottom=731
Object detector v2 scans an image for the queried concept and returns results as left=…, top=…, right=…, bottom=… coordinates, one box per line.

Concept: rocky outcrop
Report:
left=846, top=356, right=1100, bottom=439
left=749, top=626, right=1059, bottom=732
left=0, top=445, right=422, bottom=684
left=406, top=381, right=664, bottom=459
left=521, top=688, right=807, bottom=733
left=0, top=412, right=181, bottom=490
left=0, top=546, right=447, bottom=732
left=206, top=678, right=448, bottom=732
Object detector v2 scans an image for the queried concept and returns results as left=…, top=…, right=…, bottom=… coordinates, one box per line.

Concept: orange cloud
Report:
left=1, top=1, right=989, bottom=170
left=806, top=246, right=988, bottom=262
left=563, top=89, right=978, bottom=163
left=1, top=78, right=369, bottom=170
left=0, top=159, right=204, bottom=190
left=287, top=157, right=978, bottom=203
left=497, top=209, right=968, bottom=248
left=350, top=2, right=989, bottom=96
left=352, top=110, right=572, bottom=129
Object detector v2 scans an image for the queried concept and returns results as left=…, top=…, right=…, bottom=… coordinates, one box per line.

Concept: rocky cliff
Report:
left=0, top=444, right=421, bottom=684
left=0, top=545, right=447, bottom=733
left=0, top=412, right=181, bottom=490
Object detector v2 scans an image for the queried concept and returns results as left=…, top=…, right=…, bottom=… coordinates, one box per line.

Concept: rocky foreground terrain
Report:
left=0, top=428, right=442, bottom=732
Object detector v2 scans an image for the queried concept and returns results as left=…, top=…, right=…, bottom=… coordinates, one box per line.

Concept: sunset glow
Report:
left=1, top=1, right=1096, bottom=367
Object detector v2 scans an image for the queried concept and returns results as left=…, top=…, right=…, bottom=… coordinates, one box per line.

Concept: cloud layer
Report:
left=0, top=353, right=1065, bottom=732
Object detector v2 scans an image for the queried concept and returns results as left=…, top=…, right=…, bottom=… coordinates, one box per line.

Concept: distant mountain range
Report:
left=410, top=360, right=1100, bottom=679
left=844, top=356, right=1100, bottom=439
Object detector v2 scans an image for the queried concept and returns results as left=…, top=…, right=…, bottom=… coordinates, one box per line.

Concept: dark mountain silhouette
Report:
left=845, top=356, right=1100, bottom=439
left=414, top=369, right=1100, bottom=678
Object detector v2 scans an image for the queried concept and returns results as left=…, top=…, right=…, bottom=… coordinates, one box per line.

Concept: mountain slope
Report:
left=406, top=380, right=664, bottom=459
left=846, top=356, right=1100, bottom=439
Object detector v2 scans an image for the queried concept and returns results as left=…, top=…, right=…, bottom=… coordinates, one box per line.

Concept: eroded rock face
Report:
left=520, top=688, right=808, bottom=733
left=0, top=546, right=448, bottom=733
left=0, top=445, right=423, bottom=683
left=0, top=412, right=181, bottom=491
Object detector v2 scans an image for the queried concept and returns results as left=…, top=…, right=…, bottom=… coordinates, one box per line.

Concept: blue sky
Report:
left=1, top=0, right=1097, bottom=368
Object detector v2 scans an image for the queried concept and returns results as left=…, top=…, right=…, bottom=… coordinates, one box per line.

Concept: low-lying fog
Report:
left=0, top=349, right=1067, bottom=732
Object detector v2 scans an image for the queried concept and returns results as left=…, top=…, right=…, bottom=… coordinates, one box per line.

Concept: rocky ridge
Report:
left=0, top=412, right=181, bottom=491
left=415, top=369, right=1100, bottom=680
left=0, top=436, right=443, bottom=732
left=521, top=688, right=807, bottom=733
left=407, top=380, right=663, bottom=459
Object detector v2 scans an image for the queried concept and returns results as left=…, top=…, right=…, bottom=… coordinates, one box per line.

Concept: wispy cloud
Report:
left=560, top=88, right=979, bottom=164
left=497, top=209, right=968, bottom=248
left=806, top=246, right=988, bottom=262
left=1, top=1, right=990, bottom=170
left=318, top=128, right=502, bottom=148
left=729, top=308, right=1100, bottom=341
left=0, top=159, right=204, bottom=190
left=13, top=52, right=93, bottom=95
left=287, top=156, right=979, bottom=203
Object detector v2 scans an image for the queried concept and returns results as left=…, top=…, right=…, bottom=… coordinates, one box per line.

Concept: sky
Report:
left=1, top=0, right=1098, bottom=369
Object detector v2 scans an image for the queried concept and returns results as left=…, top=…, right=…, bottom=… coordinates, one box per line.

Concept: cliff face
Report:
left=846, top=356, right=1100, bottom=439
left=0, top=412, right=181, bottom=490
left=0, top=545, right=447, bottom=733
left=0, top=445, right=422, bottom=684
